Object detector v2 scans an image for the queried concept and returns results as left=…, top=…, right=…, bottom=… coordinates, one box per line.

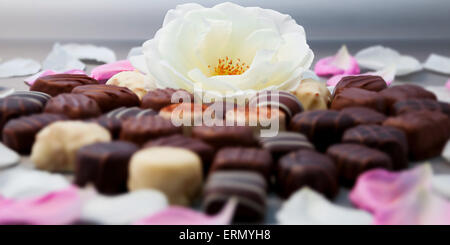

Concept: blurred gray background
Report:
left=1, top=0, right=450, bottom=41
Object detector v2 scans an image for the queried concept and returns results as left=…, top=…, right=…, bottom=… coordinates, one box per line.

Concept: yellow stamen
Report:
left=210, top=57, right=249, bottom=76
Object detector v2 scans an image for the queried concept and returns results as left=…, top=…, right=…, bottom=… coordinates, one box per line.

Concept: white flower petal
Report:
left=423, top=86, right=450, bottom=103
left=0, top=143, right=20, bottom=169
left=43, top=43, right=85, bottom=72
left=127, top=46, right=142, bottom=59
left=61, top=43, right=116, bottom=64
left=432, top=175, right=450, bottom=199
left=162, top=3, right=204, bottom=27
left=0, top=58, right=41, bottom=78
left=423, top=53, right=450, bottom=75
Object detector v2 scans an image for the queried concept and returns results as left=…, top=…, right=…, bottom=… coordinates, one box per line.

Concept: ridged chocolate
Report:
left=119, top=115, right=182, bottom=145
left=141, top=88, right=193, bottom=111
left=44, top=93, right=102, bottom=119
left=0, top=97, right=43, bottom=134
left=289, top=110, right=356, bottom=152
left=331, top=87, right=386, bottom=112
left=392, top=98, right=450, bottom=117
left=259, top=131, right=314, bottom=160
left=88, top=116, right=122, bottom=139
left=203, top=171, right=267, bottom=222
left=250, top=91, right=303, bottom=119
left=277, top=149, right=338, bottom=199
left=75, top=141, right=139, bottom=194
left=105, top=106, right=157, bottom=120
left=71, top=84, right=140, bottom=112
left=191, top=125, right=257, bottom=150
left=210, top=147, right=273, bottom=180
left=340, top=107, right=387, bottom=125
left=326, top=143, right=392, bottom=186
left=30, top=74, right=98, bottom=96
left=342, top=125, right=408, bottom=170
left=383, top=110, right=450, bottom=160
left=8, top=91, right=51, bottom=106
left=144, top=134, right=215, bottom=175
left=333, top=75, right=387, bottom=98
left=379, top=84, right=437, bottom=114
left=2, top=113, right=67, bottom=154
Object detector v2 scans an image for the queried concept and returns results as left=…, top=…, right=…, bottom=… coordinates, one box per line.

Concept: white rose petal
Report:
left=0, top=58, right=41, bottom=78
left=61, top=43, right=116, bottom=64
left=43, top=43, right=85, bottom=72
left=423, top=53, right=450, bottom=75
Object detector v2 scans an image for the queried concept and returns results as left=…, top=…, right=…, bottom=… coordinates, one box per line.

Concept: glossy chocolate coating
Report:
left=30, top=74, right=98, bottom=96
left=141, top=88, right=193, bottom=111
left=0, top=96, right=43, bottom=134
left=289, top=110, right=356, bottom=152
left=105, top=106, right=157, bottom=120
left=392, top=98, right=450, bottom=117
left=2, top=113, right=67, bottom=154
left=277, top=149, right=338, bottom=199
left=379, top=84, right=437, bottom=114
left=342, top=124, right=409, bottom=170
left=44, top=93, right=102, bottom=119
left=250, top=91, right=304, bottom=119
left=333, top=75, right=387, bottom=98
left=8, top=91, right=51, bottom=106
left=71, top=84, right=140, bottom=112
left=340, top=107, right=387, bottom=125
left=326, top=143, right=392, bottom=186
left=89, top=116, right=122, bottom=139
left=331, top=87, right=386, bottom=112
left=191, top=125, right=258, bottom=150
left=259, top=131, right=314, bottom=160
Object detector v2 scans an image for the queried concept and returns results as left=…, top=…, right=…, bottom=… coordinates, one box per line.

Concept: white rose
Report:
left=132, top=2, right=314, bottom=100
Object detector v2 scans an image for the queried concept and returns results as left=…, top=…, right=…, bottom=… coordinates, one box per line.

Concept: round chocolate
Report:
left=44, top=93, right=102, bottom=119
left=342, top=124, right=408, bottom=170
left=289, top=110, right=356, bottom=152
left=333, top=75, right=387, bottom=98
left=277, top=149, right=338, bottom=199
left=75, top=141, right=139, bottom=194
left=340, top=107, right=387, bottom=125
left=259, top=131, right=314, bottom=160
left=331, top=87, right=386, bottom=112
left=71, top=84, right=140, bottom=112
left=2, top=113, right=67, bottom=154
left=191, top=125, right=257, bottom=150
left=326, top=143, right=392, bottom=186
left=141, top=88, right=193, bottom=111
left=119, top=115, right=182, bottom=146
left=30, top=74, right=98, bottom=97
left=0, top=96, right=44, bottom=134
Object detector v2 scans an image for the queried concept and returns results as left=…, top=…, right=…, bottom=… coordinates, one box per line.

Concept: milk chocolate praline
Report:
left=30, top=74, right=98, bottom=96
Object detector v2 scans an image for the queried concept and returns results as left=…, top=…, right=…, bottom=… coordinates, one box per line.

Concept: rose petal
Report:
left=276, top=187, right=373, bottom=225
left=134, top=198, right=237, bottom=225
left=314, top=45, right=360, bottom=77
left=432, top=175, right=450, bottom=199
left=423, top=54, right=450, bottom=75
left=42, top=43, right=85, bottom=72
left=90, top=60, right=135, bottom=83
left=327, top=65, right=395, bottom=86
left=24, top=69, right=86, bottom=86
left=446, top=79, right=450, bottom=91
left=0, top=186, right=81, bottom=225
left=0, top=58, right=41, bottom=78
left=0, top=168, right=70, bottom=199
left=355, top=45, right=422, bottom=76
left=0, top=143, right=20, bottom=169
left=81, top=189, right=168, bottom=225
left=60, top=43, right=116, bottom=64
left=127, top=46, right=143, bottom=59
left=350, top=165, right=450, bottom=225
left=423, top=86, right=450, bottom=103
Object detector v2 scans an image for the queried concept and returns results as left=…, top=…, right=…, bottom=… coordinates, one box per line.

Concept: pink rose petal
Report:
left=350, top=165, right=450, bottom=225
left=24, top=69, right=85, bottom=86
left=446, top=79, right=450, bottom=91
left=134, top=198, right=237, bottom=225
left=0, top=186, right=82, bottom=225
left=327, top=65, right=395, bottom=86
left=90, top=60, right=135, bottom=83
left=314, top=45, right=360, bottom=77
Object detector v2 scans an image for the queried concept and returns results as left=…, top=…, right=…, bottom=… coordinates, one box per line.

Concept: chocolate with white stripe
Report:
left=8, top=91, right=51, bottom=106
left=203, top=171, right=267, bottom=222
left=250, top=91, right=303, bottom=120
left=259, top=131, right=314, bottom=160
left=106, top=106, right=157, bottom=120
left=44, top=93, right=102, bottom=119
left=0, top=96, right=44, bottom=134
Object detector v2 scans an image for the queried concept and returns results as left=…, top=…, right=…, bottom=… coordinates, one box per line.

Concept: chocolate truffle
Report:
left=293, top=79, right=331, bottom=110
left=392, top=98, right=450, bottom=117
left=89, top=116, right=122, bottom=139
left=128, top=147, right=202, bottom=205
left=105, top=106, right=157, bottom=120
left=210, top=147, right=273, bottom=180
left=141, top=88, right=193, bottom=111
left=379, top=84, right=437, bottom=113
left=106, top=71, right=156, bottom=100
left=331, top=87, right=386, bottom=112
left=0, top=96, right=44, bottom=134
left=340, top=107, right=387, bottom=125
left=144, top=134, right=214, bottom=175
left=2, top=113, right=67, bottom=154
left=8, top=91, right=51, bottom=106
left=203, top=171, right=267, bottom=222
left=277, top=149, right=338, bottom=199
left=289, top=110, right=356, bottom=152
left=326, top=143, right=392, bottom=186
left=333, top=75, right=387, bottom=98
left=30, top=74, right=98, bottom=96
left=191, top=125, right=257, bottom=150
left=119, top=115, right=182, bottom=146
left=383, top=110, right=450, bottom=160
left=259, top=131, right=314, bottom=160
left=249, top=91, right=303, bottom=120
left=342, top=125, right=409, bottom=170
left=30, top=121, right=111, bottom=172
left=75, top=141, right=139, bottom=194
left=71, top=84, right=140, bottom=112
left=225, top=106, right=287, bottom=134
left=44, top=93, right=102, bottom=119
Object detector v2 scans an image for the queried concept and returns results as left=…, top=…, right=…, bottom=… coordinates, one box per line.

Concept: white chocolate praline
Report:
left=128, top=146, right=202, bottom=206
left=106, top=71, right=156, bottom=100
left=30, top=121, right=111, bottom=172
left=293, top=78, right=331, bottom=110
